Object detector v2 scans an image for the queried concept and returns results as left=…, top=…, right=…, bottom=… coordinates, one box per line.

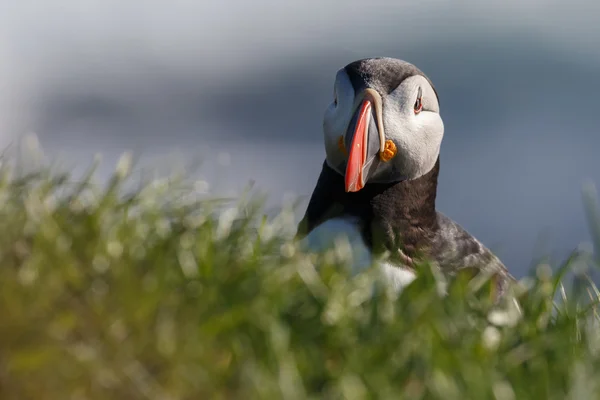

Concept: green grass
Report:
left=0, top=154, right=599, bottom=400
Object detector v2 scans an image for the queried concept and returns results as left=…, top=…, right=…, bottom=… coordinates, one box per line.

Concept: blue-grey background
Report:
left=1, top=1, right=599, bottom=278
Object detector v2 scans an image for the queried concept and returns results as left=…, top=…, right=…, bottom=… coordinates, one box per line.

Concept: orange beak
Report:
left=344, top=89, right=386, bottom=192
left=345, top=100, right=371, bottom=192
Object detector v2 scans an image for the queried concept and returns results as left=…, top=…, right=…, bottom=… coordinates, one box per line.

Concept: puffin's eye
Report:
left=414, top=87, right=423, bottom=114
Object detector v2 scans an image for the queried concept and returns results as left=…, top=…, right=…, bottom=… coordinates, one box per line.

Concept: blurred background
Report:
left=1, top=1, right=599, bottom=278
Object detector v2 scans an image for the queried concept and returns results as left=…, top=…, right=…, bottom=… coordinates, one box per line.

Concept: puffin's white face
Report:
left=323, top=63, right=444, bottom=192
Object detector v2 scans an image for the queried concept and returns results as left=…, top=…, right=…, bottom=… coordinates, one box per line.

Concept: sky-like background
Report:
left=1, top=1, right=599, bottom=277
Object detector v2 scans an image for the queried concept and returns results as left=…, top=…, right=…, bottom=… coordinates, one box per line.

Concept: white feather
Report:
left=322, top=69, right=356, bottom=176
left=379, top=261, right=417, bottom=290
left=382, top=75, right=443, bottom=180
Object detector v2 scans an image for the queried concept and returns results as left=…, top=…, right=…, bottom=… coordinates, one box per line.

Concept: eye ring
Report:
left=414, top=87, right=423, bottom=114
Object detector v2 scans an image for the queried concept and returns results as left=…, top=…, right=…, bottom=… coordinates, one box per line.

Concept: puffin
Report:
left=296, top=57, right=515, bottom=299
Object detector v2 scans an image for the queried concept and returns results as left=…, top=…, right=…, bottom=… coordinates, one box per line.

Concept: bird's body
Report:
left=297, top=57, right=514, bottom=298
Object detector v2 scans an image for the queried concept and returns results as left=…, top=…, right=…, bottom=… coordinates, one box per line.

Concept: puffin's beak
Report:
left=344, top=88, right=386, bottom=192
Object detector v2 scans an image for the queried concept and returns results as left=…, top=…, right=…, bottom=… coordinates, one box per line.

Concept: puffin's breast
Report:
left=300, top=217, right=417, bottom=292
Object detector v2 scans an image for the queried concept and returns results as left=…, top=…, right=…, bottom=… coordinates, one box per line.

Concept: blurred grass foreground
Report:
left=1, top=145, right=600, bottom=399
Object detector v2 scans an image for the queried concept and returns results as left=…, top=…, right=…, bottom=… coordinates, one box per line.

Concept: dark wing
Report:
left=296, top=161, right=345, bottom=239
left=430, top=212, right=516, bottom=299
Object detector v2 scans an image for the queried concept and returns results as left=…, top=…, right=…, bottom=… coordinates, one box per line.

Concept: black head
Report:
left=344, top=57, right=439, bottom=100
